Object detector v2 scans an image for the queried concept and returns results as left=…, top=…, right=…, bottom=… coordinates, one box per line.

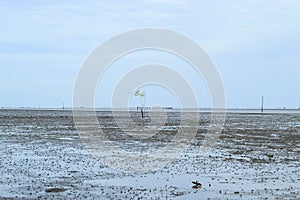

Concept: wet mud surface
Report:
left=0, top=109, right=299, bottom=199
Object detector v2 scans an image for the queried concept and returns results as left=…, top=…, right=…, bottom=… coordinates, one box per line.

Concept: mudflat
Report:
left=0, top=109, right=299, bottom=199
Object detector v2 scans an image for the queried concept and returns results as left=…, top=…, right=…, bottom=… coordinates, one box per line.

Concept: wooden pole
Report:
left=261, top=96, right=264, bottom=113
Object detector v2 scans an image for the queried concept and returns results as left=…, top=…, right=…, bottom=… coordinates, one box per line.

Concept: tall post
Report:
left=261, top=96, right=264, bottom=113
left=140, top=107, right=144, bottom=118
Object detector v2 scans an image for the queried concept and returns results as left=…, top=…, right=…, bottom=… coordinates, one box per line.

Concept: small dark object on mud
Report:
left=45, top=188, right=67, bottom=193
left=234, top=191, right=240, bottom=194
left=266, top=153, right=274, bottom=158
left=192, top=181, right=202, bottom=188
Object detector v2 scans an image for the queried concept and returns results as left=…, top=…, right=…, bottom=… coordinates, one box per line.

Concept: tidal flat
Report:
left=0, top=109, right=299, bottom=199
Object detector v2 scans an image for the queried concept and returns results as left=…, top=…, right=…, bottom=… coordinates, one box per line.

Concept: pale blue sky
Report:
left=0, top=0, right=299, bottom=108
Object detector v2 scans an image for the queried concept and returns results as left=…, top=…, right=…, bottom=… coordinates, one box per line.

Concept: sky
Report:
left=0, top=0, right=299, bottom=109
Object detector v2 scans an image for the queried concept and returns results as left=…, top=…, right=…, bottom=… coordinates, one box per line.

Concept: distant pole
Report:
left=63, top=102, right=65, bottom=110
left=261, top=96, right=264, bottom=113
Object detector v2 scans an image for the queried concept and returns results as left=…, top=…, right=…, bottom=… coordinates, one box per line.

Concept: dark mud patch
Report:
left=45, top=188, right=67, bottom=193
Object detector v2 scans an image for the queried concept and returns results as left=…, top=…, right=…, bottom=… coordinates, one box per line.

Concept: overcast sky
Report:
left=0, top=0, right=299, bottom=109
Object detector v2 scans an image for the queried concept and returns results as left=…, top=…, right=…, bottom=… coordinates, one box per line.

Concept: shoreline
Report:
left=1, top=107, right=300, bottom=114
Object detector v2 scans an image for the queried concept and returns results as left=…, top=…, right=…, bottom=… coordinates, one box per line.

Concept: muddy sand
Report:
left=0, top=109, right=299, bottom=199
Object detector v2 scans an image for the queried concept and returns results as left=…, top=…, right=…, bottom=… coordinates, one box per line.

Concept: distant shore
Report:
left=1, top=107, right=300, bottom=114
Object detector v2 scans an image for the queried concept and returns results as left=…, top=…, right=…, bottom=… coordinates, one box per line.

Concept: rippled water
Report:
left=0, top=109, right=299, bottom=199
